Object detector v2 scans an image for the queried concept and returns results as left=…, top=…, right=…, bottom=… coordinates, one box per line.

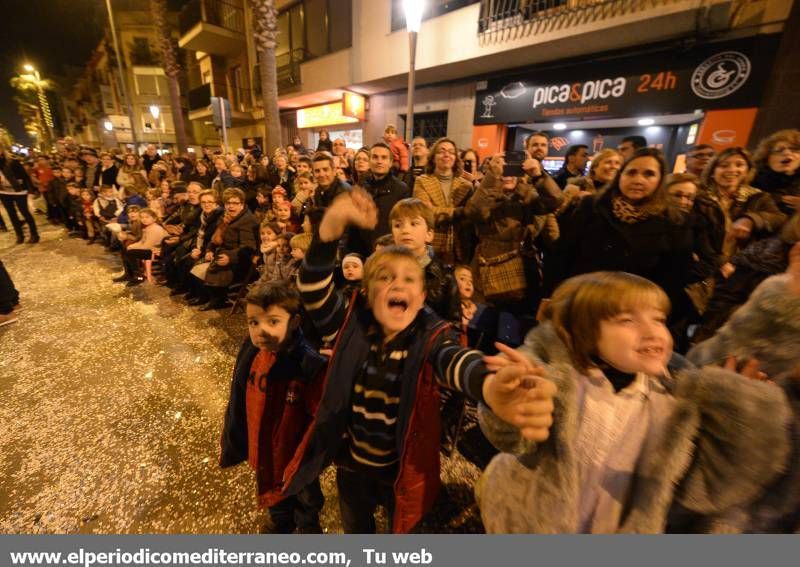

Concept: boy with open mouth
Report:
left=286, top=189, right=552, bottom=533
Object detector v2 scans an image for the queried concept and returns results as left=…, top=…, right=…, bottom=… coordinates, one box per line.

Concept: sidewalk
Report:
left=0, top=224, right=482, bottom=534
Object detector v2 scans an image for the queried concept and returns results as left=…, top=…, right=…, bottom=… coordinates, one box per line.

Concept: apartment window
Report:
left=129, top=37, right=157, bottom=66
left=140, top=106, right=174, bottom=135
left=231, top=66, right=245, bottom=112
left=135, top=75, right=159, bottom=96
left=134, top=66, right=169, bottom=96
left=279, top=0, right=351, bottom=60
left=400, top=111, right=449, bottom=146
left=390, top=0, right=479, bottom=31
left=305, top=0, right=328, bottom=58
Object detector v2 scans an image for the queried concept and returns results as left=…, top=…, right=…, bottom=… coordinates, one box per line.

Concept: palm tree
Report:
left=150, top=0, right=188, bottom=154
left=249, top=0, right=282, bottom=155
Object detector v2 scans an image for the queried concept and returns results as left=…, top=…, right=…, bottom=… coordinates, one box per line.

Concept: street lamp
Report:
left=149, top=105, right=161, bottom=152
left=104, top=120, right=114, bottom=132
left=21, top=64, right=55, bottom=150
left=404, top=0, right=424, bottom=144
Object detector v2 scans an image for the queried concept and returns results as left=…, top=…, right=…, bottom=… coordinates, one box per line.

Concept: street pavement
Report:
left=0, top=220, right=482, bottom=534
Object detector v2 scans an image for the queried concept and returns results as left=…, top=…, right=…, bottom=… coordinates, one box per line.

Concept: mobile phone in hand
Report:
left=503, top=150, right=527, bottom=177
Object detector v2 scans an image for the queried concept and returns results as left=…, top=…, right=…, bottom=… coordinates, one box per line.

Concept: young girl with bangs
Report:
left=477, top=270, right=790, bottom=533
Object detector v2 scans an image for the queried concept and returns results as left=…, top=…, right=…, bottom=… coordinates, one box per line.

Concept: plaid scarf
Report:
left=611, top=195, right=652, bottom=224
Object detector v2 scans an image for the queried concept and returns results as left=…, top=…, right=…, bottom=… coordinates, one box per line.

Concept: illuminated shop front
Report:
left=471, top=34, right=781, bottom=172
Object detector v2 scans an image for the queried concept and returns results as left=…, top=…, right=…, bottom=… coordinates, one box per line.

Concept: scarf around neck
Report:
left=611, top=195, right=652, bottom=224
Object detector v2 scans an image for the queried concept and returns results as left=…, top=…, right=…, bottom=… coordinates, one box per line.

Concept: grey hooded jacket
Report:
left=476, top=322, right=790, bottom=533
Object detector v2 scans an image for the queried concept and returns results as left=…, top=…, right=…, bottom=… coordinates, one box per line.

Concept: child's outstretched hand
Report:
left=319, top=188, right=378, bottom=242
left=482, top=343, right=556, bottom=442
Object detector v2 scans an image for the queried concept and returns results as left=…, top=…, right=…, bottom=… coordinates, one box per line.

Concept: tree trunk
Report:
left=259, top=45, right=282, bottom=155
left=250, top=0, right=282, bottom=155
left=166, top=75, right=187, bottom=154
left=150, top=0, right=188, bottom=154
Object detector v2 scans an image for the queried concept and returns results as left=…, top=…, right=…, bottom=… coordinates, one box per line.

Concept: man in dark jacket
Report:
left=553, top=144, right=589, bottom=189
left=348, top=142, right=411, bottom=256
left=308, top=153, right=350, bottom=229
left=80, top=148, right=102, bottom=190
left=0, top=144, right=39, bottom=244
left=162, top=181, right=203, bottom=287
left=99, top=153, right=119, bottom=188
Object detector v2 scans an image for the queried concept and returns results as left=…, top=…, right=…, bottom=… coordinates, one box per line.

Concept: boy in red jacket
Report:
left=220, top=281, right=328, bottom=533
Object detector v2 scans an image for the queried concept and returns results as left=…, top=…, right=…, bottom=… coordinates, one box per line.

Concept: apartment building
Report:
left=64, top=0, right=185, bottom=151
left=178, top=0, right=352, bottom=150
left=176, top=0, right=796, bottom=168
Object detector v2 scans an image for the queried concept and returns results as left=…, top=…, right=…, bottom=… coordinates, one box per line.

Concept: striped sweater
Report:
left=298, top=236, right=488, bottom=470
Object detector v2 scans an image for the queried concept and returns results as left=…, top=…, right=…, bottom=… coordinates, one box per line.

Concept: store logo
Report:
left=481, top=95, right=497, bottom=118
left=711, top=129, right=737, bottom=144
left=691, top=52, right=751, bottom=99
left=500, top=82, right=527, bottom=99
left=551, top=137, right=569, bottom=151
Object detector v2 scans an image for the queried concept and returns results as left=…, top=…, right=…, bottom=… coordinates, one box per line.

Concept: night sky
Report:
left=0, top=0, right=186, bottom=145
left=0, top=1, right=107, bottom=143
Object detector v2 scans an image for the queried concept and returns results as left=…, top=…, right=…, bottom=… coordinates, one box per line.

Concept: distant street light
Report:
left=104, top=120, right=114, bottom=132
left=149, top=105, right=161, bottom=151
left=404, top=0, right=424, bottom=144
left=20, top=63, right=55, bottom=150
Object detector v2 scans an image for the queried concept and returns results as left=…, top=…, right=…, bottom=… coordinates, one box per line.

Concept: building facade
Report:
left=64, top=1, right=187, bottom=152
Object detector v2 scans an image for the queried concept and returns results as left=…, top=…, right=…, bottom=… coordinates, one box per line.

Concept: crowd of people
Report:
left=1, top=125, right=799, bottom=534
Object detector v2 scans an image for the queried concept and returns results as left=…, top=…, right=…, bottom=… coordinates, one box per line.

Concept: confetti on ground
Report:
left=0, top=224, right=483, bottom=534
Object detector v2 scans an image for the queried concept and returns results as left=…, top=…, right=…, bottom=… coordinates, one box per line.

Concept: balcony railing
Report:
left=254, top=49, right=306, bottom=98
left=188, top=83, right=215, bottom=111
left=478, top=0, right=675, bottom=34
left=180, top=0, right=245, bottom=36
left=188, top=82, right=254, bottom=115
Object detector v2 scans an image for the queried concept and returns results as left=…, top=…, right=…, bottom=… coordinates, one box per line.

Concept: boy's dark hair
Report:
left=374, top=233, right=394, bottom=249
left=297, top=156, right=312, bottom=167
left=370, top=141, right=392, bottom=154
left=260, top=220, right=281, bottom=234
left=127, top=205, right=142, bottom=213
left=245, top=280, right=302, bottom=315
left=100, top=184, right=114, bottom=192
left=622, top=135, right=647, bottom=149
left=688, top=143, right=713, bottom=155
left=565, top=144, right=588, bottom=159
left=312, top=153, right=334, bottom=168
left=66, top=182, right=79, bottom=189
left=389, top=198, right=434, bottom=230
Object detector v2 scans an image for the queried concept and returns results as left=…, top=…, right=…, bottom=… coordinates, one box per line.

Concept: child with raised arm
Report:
left=220, top=281, right=327, bottom=533
left=283, top=188, right=544, bottom=533
left=477, top=271, right=790, bottom=533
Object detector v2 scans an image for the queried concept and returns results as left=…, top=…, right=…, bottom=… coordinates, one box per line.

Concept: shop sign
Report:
left=474, top=35, right=779, bottom=125
left=297, top=102, right=359, bottom=129
left=342, top=92, right=366, bottom=121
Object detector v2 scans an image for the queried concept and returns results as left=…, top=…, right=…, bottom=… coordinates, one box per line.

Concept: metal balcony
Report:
left=178, top=0, right=245, bottom=56
left=187, top=82, right=253, bottom=124
left=478, top=0, right=682, bottom=34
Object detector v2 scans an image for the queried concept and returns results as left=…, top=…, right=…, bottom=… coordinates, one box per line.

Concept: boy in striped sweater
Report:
left=283, top=189, right=554, bottom=533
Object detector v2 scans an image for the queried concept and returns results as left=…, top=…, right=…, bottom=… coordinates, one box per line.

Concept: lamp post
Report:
left=22, top=64, right=55, bottom=150
left=404, top=0, right=424, bottom=144
left=149, top=105, right=161, bottom=153
left=106, top=0, right=140, bottom=150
